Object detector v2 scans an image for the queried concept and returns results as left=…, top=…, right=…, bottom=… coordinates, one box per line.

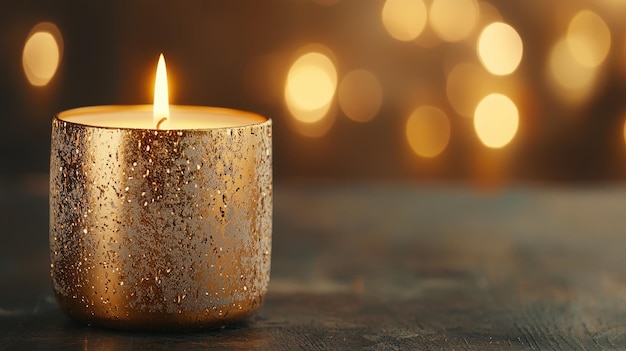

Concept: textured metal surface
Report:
left=49, top=109, right=272, bottom=330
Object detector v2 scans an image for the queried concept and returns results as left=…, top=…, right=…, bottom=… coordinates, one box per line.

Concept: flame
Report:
left=153, top=54, right=170, bottom=129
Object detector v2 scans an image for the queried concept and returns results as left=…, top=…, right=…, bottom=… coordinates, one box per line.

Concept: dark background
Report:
left=2, top=0, right=626, bottom=184
left=3, top=3, right=626, bottom=347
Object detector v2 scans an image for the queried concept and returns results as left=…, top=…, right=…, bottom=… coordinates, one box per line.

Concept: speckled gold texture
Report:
left=49, top=108, right=272, bottom=330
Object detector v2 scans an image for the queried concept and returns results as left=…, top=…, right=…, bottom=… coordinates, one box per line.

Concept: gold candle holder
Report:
left=49, top=106, right=272, bottom=330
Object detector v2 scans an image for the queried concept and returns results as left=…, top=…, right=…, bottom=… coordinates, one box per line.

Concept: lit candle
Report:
left=59, top=55, right=266, bottom=130
left=49, top=54, right=272, bottom=330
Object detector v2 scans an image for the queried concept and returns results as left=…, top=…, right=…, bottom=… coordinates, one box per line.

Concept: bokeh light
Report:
left=548, top=37, right=597, bottom=105
left=405, top=106, right=451, bottom=158
left=566, top=10, right=611, bottom=68
left=338, top=70, right=383, bottom=123
left=474, top=93, right=518, bottom=148
left=382, top=0, right=428, bottom=42
left=429, top=0, right=478, bottom=42
left=477, top=22, right=523, bottom=76
left=22, top=22, right=63, bottom=87
left=285, top=49, right=337, bottom=125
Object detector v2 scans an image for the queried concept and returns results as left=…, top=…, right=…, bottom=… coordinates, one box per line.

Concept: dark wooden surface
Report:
left=2, top=179, right=626, bottom=350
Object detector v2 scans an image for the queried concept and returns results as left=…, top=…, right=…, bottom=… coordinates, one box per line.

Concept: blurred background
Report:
left=2, top=0, right=626, bottom=185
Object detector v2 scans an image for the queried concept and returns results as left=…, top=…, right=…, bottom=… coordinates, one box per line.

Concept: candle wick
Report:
left=156, top=117, right=167, bottom=130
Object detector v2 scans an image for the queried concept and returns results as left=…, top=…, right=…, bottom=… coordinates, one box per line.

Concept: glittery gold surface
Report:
left=49, top=109, right=272, bottom=330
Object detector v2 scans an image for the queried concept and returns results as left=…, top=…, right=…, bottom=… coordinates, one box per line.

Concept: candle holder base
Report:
left=55, top=293, right=266, bottom=331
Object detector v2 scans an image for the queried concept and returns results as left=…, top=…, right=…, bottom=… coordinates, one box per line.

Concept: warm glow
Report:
left=478, top=22, right=523, bottom=76
left=474, top=93, right=518, bottom=148
left=600, top=0, right=626, bottom=21
left=623, top=113, right=626, bottom=145
left=446, top=63, right=486, bottom=118
left=292, top=108, right=337, bottom=138
left=285, top=50, right=337, bottom=124
left=382, top=0, right=428, bottom=42
left=567, top=10, right=611, bottom=68
left=429, top=0, right=478, bottom=42
left=22, top=22, right=63, bottom=87
left=620, top=40, right=626, bottom=78
left=338, top=70, right=382, bottom=123
left=446, top=62, right=521, bottom=118
left=478, top=1, right=503, bottom=24
left=153, top=54, right=170, bottom=129
left=243, top=53, right=283, bottom=105
left=312, top=0, right=340, bottom=5
left=405, top=106, right=451, bottom=158
left=548, top=38, right=596, bottom=104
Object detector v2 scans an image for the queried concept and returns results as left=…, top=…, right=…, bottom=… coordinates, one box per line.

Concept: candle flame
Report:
left=153, top=53, right=170, bottom=129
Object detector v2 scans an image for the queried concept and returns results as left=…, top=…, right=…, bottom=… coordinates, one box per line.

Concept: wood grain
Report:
left=1, top=182, right=626, bottom=350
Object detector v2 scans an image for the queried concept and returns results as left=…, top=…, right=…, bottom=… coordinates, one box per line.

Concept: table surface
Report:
left=1, top=180, right=626, bottom=350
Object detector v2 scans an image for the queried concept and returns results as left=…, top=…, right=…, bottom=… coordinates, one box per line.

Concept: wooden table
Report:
left=1, top=181, right=625, bottom=350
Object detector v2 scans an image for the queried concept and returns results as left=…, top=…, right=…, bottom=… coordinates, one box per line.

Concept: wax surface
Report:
left=58, top=105, right=267, bottom=130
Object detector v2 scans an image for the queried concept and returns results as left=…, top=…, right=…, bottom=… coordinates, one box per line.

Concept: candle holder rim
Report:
left=54, top=104, right=271, bottom=131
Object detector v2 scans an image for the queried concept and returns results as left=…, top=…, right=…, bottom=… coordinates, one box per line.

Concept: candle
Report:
left=49, top=55, right=272, bottom=330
